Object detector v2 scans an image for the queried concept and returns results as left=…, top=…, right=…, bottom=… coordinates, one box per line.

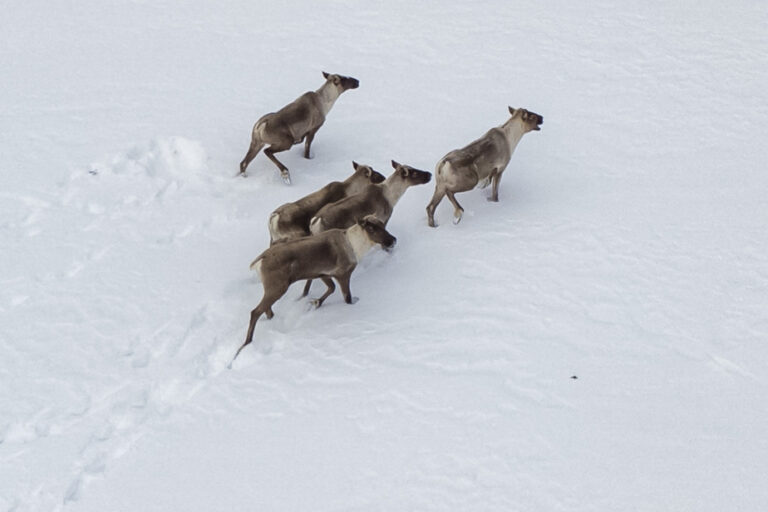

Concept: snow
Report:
left=2, top=1, right=767, bottom=511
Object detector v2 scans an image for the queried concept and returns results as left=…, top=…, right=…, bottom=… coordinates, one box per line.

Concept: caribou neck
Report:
left=381, top=175, right=410, bottom=206
left=345, top=223, right=375, bottom=262
left=500, top=118, right=527, bottom=152
left=315, top=82, right=342, bottom=116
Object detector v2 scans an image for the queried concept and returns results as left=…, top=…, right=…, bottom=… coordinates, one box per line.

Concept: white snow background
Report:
left=2, top=1, right=767, bottom=510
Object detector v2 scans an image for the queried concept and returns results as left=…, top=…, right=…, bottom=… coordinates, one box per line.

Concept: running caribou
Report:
left=239, top=72, right=360, bottom=184
left=300, top=160, right=430, bottom=297
left=232, top=216, right=396, bottom=361
left=426, top=107, right=543, bottom=227
left=309, top=160, right=432, bottom=234
left=268, top=161, right=385, bottom=245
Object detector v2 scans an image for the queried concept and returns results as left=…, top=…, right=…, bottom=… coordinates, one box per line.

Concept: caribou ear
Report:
left=508, top=106, right=516, bottom=116
left=352, top=160, right=360, bottom=170
left=391, top=160, right=400, bottom=169
left=322, top=71, right=330, bottom=79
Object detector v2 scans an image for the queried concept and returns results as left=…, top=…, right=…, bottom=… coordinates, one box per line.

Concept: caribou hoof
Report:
left=281, top=172, right=292, bottom=185
left=453, top=212, right=463, bottom=225
left=310, top=299, right=323, bottom=309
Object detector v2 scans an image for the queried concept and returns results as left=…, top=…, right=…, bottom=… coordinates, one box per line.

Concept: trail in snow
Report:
left=1, top=138, right=244, bottom=509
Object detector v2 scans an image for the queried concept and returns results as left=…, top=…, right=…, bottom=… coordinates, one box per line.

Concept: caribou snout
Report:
left=382, top=234, right=397, bottom=252
left=532, top=113, right=543, bottom=131
left=343, top=77, right=360, bottom=90
left=415, top=170, right=432, bottom=184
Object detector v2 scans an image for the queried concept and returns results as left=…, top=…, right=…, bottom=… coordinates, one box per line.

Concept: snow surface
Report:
left=2, top=1, right=768, bottom=511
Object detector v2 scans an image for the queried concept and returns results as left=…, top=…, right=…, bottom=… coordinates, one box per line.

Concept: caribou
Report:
left=268, top=161, right=385, bottom=244
left=232, top=216, right=396, bottom=362
left=309, top=160, right=432, bottom=233
left=300, top=160, right=430, bottom=296
left=426, top=107, right=543, bottom=227
left=239, top=72, right=360, bottom=184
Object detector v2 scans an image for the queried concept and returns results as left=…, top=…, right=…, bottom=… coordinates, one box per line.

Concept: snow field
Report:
left=2, top=1, right=768, bottom=511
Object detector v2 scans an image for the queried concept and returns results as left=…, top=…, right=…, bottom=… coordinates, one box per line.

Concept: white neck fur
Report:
left=382, top=174, right=409, bottom=206
left=345, top=223, right=376, bottom=262
left=500, top=117, right=527, bottom=153
left=316, top=82, right=342, bottom=116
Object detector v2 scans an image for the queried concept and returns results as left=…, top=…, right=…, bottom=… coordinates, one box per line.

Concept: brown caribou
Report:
left=426, top=107, right=543, bottom=226
left=268, top=161, right=385, bottom=244
left=299, top=160, right=430, bottom=297
left=239, top=71, right=360, bottom=184
left=232, top=216, right=396, bottom=362
left=309, top=160, right=432, bottom=234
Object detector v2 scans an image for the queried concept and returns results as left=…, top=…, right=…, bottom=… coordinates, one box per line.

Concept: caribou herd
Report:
left=233, top=71, right=543, bottom=361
